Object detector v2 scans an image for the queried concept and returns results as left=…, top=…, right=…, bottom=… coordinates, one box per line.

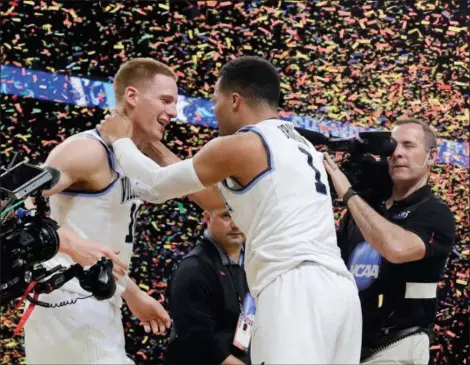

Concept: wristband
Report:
left=343, top=187, right=358, bottom=204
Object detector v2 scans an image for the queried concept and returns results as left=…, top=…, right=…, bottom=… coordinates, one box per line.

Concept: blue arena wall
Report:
left=1, top=65, right=468, bottom=168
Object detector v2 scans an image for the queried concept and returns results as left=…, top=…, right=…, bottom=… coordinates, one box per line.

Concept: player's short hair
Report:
left=113, top=58, right=177, bottom=103
left=395, top=118, right=438, bottom=150
left=218, top=56, right=280, bottom=109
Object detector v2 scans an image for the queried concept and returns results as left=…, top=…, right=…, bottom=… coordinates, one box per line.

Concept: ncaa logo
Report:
left=393, top=211, right=410, bottom=220
left=348, top=241, right=382, bottom=291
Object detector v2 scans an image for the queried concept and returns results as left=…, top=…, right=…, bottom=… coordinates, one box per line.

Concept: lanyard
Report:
left=224, top=257, right=243, bottom=312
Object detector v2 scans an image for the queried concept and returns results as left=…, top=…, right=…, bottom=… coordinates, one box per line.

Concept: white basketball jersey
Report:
left=218, top=119, right=352, bottom=297
left=43, top=129, right=142, bottom=307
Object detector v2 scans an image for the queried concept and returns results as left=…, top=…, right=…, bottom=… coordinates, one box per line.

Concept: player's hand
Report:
left=97, top=111, right=133, bottom=146
left=58, top=227, right=128, bottom=279
left=126, top=291, right=171, bottom=335
left=323, top=152, right=352, bottom=199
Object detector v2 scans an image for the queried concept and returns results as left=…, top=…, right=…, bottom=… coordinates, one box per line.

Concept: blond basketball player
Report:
left=24, top=58, right=185, bottom=364
left=98, top=56, right=362, bottom=364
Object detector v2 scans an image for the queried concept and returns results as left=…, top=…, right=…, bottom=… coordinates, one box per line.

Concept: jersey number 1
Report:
left=125, top=203, right=138, bottom=244
left=298, top=147, right=328, bottom=195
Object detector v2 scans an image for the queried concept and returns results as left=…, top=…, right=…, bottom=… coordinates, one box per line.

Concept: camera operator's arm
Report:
left=324, top=154, right=425, bottom=264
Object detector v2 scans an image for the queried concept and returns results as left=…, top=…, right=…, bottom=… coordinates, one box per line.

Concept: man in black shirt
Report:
left=324, top=118, right=456, bottom=364
left=165, top=208, right=250, bottom=365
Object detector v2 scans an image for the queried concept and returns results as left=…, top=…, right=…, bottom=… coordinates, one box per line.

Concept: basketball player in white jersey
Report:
left=98, top=56, right=362, bottom=364
left=24, top=58, right=185, bottom=364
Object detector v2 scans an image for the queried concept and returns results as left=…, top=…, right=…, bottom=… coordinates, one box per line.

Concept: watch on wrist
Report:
left=343, top=187, right=358, bottom=204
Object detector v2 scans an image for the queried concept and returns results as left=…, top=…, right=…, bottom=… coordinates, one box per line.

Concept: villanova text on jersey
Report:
left=277, top=123, right=309, bottom=147
left=120, top=176, right=140, bottom=204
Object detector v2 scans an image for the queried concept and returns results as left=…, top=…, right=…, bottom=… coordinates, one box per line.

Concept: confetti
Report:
left=0, top=1, right=468, bottom=365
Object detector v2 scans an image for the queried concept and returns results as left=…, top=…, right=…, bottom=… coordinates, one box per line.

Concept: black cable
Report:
left=27, top=293, right=92, bottom=308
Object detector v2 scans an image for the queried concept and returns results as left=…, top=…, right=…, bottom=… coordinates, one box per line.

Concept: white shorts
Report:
left=251, top=261, right=362, bottom=364
left=24, top=289, right=133, bottom=364
left=362, top=333, right=430, bottom=364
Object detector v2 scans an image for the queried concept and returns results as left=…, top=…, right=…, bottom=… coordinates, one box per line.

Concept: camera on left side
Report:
left=0, top=161, right=62, bottom=306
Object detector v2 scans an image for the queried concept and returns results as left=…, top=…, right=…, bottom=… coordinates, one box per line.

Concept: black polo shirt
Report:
left=337, top=185, right=456, bottom=347
left=165, top=236, right=249, bottom=365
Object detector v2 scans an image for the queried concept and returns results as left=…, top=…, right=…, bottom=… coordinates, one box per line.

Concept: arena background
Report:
left=0, top=1, right=468, bottom=364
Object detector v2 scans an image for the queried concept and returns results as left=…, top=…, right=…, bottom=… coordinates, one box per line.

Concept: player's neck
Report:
left=129, top=129, right=149, bottom=150
left=112, top=104, right=147, bottom=150
left=238, top=107, right=278, bottom=129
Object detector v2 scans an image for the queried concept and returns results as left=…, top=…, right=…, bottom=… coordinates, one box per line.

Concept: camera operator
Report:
left=324, top=119, right=456, bottom=364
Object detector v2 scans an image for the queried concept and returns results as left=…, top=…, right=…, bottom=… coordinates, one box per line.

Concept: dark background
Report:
left=1, top=1, right=468, bottom=364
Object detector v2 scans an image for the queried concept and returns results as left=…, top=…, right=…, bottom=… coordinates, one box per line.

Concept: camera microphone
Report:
left=43, top=167, right=61, bottom=190
left=295, top=127, right=331, bottom=146
left=296, top=129, right=398, bottom=157
left=410, top=151, right=431, bottom=168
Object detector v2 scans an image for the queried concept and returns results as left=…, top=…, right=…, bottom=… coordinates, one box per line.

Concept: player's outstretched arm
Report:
left=112, top=133, right=262, bottom=204
left=143, top=141, right=226, bottom=211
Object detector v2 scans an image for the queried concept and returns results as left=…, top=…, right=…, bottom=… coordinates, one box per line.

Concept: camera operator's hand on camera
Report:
left=323, top=153, right=352, bottom=199
left=58, top=227, right=128, bottom=280
left=96, top=111, right=133, bottom=146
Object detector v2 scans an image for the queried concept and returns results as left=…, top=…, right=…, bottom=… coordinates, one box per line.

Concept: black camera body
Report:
left=0, top=160, right=116, bottom=307
left=296, top=128, right=396, bottom=203
left=0, top=213, right=60, bottom=304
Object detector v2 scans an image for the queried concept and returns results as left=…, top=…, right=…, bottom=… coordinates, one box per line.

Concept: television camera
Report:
left=0, top=157, right=116, bottom=308
left=295, top=128, right=397, bottom=203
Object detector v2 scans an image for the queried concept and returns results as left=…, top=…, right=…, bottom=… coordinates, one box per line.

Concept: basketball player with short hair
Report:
left=99, top=55, right=362, bottom=364
left=24, top=58, right=190, bottom=364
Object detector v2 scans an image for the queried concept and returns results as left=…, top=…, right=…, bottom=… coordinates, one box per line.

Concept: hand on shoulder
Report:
left=96, top=111, right=133, bottom=146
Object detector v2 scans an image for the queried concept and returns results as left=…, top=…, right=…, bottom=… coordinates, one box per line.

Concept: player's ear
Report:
left=231, top=92, right=241, bottom=111
left=124, top=86, right=138, bottom=108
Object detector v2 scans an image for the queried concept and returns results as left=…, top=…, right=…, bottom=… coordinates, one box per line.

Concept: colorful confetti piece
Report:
left=0, top=1, right=467, bottom=364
